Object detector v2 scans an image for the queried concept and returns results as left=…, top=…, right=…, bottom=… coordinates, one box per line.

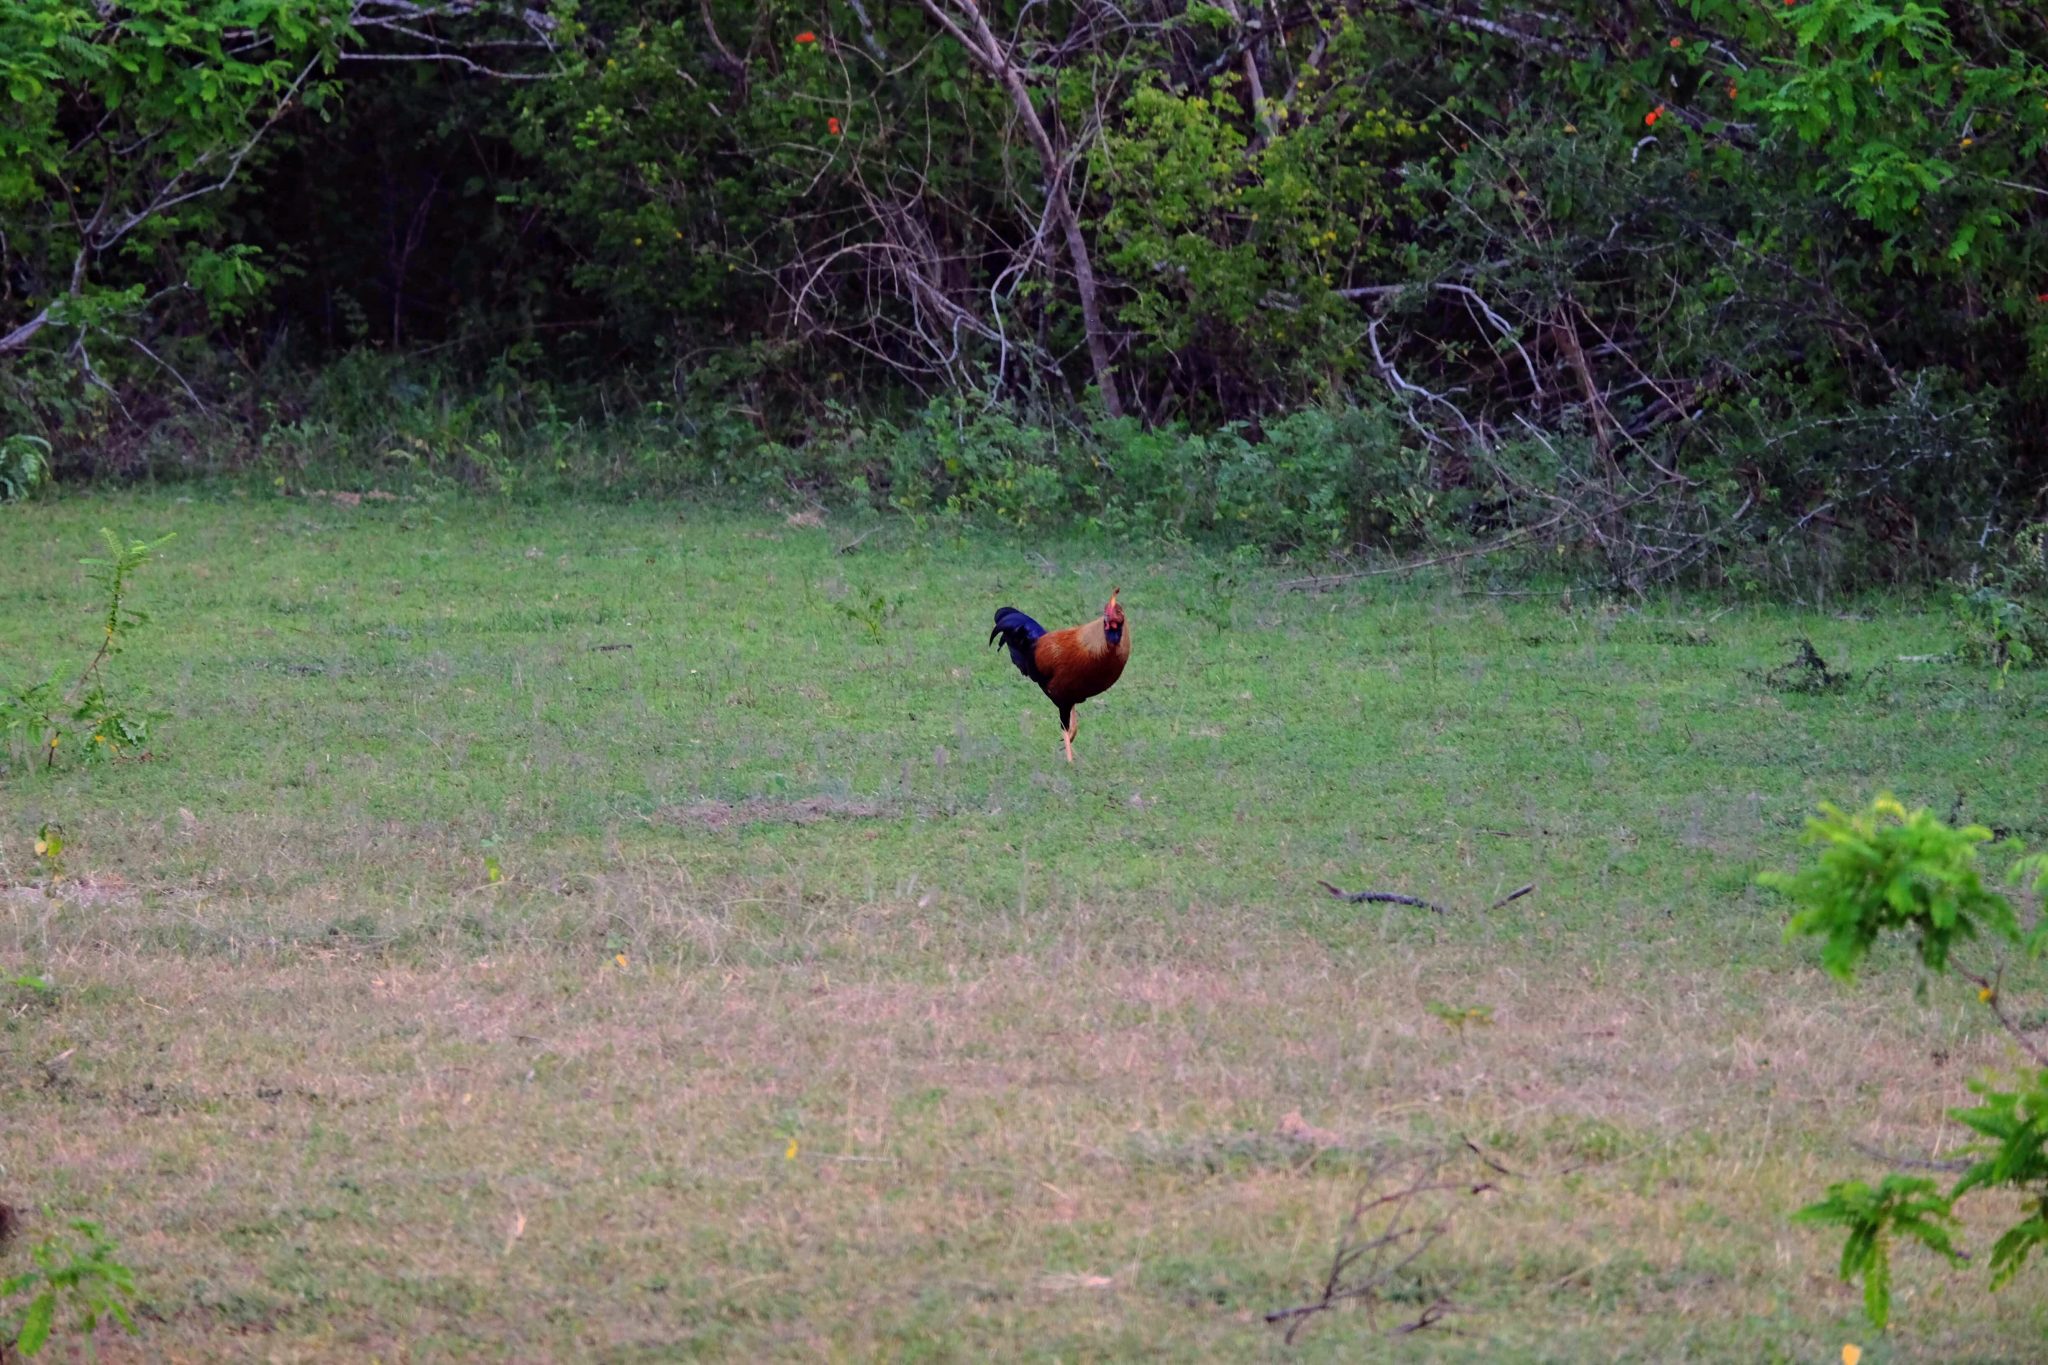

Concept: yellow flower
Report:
left=633, top=237, right=643, bottom=247
left=1980, top=986, right=1996, bottom=1004
left=94, top=734, right=107, bottom=744
left=614, top=952, right=628, bottom=968
left=785, top=1137, right=799, bottom=1160
left=1842, top=1346, right=1862, bottom=1365
left=47, top=734, right=58, bottom=748
left=1961, top=137, right=1974, bottom=148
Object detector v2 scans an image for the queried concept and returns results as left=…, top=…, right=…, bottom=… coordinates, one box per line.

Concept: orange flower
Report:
left=828, top=116, right=842, bottom=135
left=795, top=31, right=816, bottom=44
left=1645, top=104, right=1666, bottom=127
left=1669, top=37, right=1681, bottom=49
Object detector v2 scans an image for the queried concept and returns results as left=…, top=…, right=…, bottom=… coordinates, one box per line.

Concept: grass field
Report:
left=3, top=488, right=2046, bottom=1362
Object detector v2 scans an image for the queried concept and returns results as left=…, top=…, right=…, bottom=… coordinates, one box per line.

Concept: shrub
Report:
left=0, top=435, right=51, bottom=503
left=0, top=529, right=173, bottom=772
left=1953, top=524, right=2048, bottom=676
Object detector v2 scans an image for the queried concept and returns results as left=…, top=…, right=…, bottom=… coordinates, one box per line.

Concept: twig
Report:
left=838, top=527, right=878, bottom=554
left=1952, top=963, right=2048, bottom=1069
left=1264, top=1148, right=1490, bottom=1344
left=1462, top=1137, right=1516, bottom=1176
left=1317, top=880, right=1450, bottom=915
left=1847, top=1138, right=1972, bottom=1174
left=1487, top=883, right=1537, bottom=911
left=125, top=335, right=206, bottom=408
left=1317, top=880, right=1536, bottom=915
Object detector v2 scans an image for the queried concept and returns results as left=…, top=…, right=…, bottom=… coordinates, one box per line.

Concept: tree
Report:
left=0, top=2, right=561, bottom=395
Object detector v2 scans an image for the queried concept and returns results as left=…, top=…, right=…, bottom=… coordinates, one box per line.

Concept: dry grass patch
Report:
left=4, top=926, right=2041, bottom=1360
left=654, top=796, right=889, bottom=833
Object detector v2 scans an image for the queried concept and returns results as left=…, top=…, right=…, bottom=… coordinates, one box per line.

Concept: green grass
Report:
left=3, top=487, right=2046, bottom=1361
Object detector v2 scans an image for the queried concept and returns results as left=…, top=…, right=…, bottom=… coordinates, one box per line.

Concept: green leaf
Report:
left=16, top=1289, right=55, bottom=1356
left=1795, top=1173, right=1961, bottom=1329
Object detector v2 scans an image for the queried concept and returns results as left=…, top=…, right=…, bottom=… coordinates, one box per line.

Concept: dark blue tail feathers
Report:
left=990, top=607, right=1048, bottom=684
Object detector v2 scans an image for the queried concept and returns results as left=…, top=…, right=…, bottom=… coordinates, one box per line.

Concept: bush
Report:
left=0, top=435, right=50, bottom=502
left=1953, top=524, right=2048, bottom=675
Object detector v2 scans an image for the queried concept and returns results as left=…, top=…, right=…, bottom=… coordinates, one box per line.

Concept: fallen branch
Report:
left=1317, top=880, right=1536, bottom=914
left=1317, top=880, right=1450, bottom=914
left=1264, top=1146, right=1494, bottom=1344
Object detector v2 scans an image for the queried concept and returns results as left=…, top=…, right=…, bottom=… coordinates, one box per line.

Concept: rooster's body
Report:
left=990, top=589, right=1129, bottom=762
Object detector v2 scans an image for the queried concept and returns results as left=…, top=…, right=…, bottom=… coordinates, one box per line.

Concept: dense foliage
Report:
left=5, top=2, right=2048, bottom=581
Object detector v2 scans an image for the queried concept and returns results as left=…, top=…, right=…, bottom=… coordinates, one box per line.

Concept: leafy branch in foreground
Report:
left=1763, top=795, right=2048, bottom=1328
left=0, top=1219, right=137, bottom=1359
left=1793, top=1175, right=1962, bottom=1329
left=0, top=529, right=173, bottom=771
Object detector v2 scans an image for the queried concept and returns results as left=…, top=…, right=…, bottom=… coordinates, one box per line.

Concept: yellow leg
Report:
left=1062, top=708, right=1077, bottom=763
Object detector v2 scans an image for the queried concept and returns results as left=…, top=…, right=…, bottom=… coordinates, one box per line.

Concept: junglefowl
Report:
left=990, top=588, right=1129, bottom=763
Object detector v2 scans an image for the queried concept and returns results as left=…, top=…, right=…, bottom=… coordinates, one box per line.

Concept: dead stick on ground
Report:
left=1847, top=1138, right=1972, bottom=1175
left=1316, top=880, right=1449, bottom=914
left=1317, top=880, right=1536, bottom=915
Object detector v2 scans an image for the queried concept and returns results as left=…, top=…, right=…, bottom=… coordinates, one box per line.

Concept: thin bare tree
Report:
left=913, top=0, right=1125, bottom=416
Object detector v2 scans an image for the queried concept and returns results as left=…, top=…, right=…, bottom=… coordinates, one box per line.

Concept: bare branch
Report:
left=1338, top=281, right=1544, bottom=400
left=1264, top=1147, right=1495, bottom=1344
left=698, top=0, right=747, bottom=78
left=0, top=307, right=53, bottom=358
left=336, top=50, right=554, bottom=78
left=916, top=0, right=1124, bottom=414
left=124, top=335, right=205, bottom=408
left=843, top=0, right=891, bottom=62
left=1406, top=2, right=1575, bottom=57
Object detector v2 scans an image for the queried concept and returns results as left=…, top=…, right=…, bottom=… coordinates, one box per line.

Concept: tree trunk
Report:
left=919, top=0, right=1124, bottom=416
